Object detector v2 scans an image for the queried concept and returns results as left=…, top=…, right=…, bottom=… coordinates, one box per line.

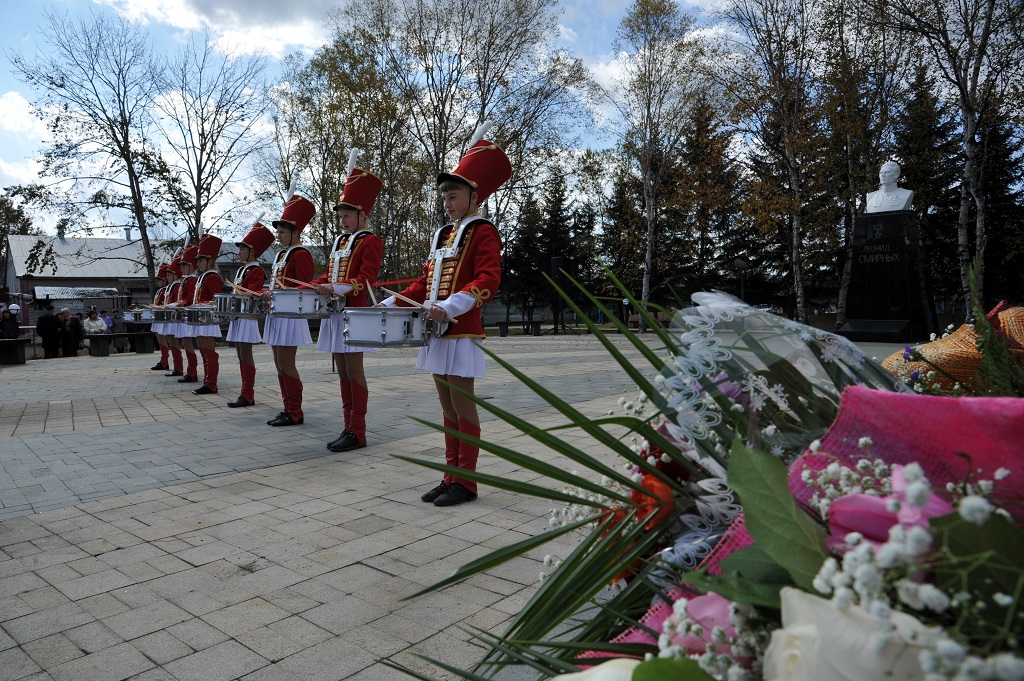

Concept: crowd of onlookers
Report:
left=1, top=303, right=130, bottom=358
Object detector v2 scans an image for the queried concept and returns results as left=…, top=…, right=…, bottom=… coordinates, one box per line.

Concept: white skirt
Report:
left=263, top=316, right=312, bottom=346
left=172, top=322, right=191, bottom=339
left=315, top=314, right=378, bottom=354
left=187, top=323, right=221, bottom=338
left=227, top=318, right=262, bottom=344
left=416, top=337, right=486, bottom=378
left=152, top=322, right=164, bottom=335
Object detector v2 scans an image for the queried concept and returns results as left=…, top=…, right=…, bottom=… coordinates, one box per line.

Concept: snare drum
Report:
left=185, top=306, right=217, bottom=325
left=213, top=293, right=265, bottom=319
left=342, top=308, right=449, bottom=348
left=152, top=308, right=170, bottom=322
left=269, top=289, right=332, bottom=319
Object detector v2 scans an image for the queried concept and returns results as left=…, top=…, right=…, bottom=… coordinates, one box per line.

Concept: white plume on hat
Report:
left=253, top=212, right=265, bottom=226
left=346, top=149, right=360, bottom=178
left=469, top=120, right=493, bottom=147
left=285, top=174, right=297, bottom=202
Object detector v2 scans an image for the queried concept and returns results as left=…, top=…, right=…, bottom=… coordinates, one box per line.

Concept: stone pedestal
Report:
left=838, top=211, right=930, bottom=343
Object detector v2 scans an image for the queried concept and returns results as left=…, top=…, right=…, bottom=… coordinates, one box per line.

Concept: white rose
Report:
left=763, top=587, right=933, bottom=681
left=551, top=659, right=640, bottom=681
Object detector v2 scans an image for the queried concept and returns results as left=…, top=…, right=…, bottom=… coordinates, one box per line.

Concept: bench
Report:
left=495, top=320, right=543, bottom=337
left=86, top=332, right=155, bottom=356
left=0, top=338, right=31, bottom=365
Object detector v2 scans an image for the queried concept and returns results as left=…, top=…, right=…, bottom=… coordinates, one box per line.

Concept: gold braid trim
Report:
left=469, top=286, right=491, bottom=308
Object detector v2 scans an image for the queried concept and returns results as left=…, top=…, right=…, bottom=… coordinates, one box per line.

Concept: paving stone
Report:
left=162, top=640, right=267, bottom=681
left=47, top=642, right=153, bottom=681
left=102, top=599, right=192, bottom=640
left=300, top=595, right=387, bottom=635
left=3, top=603, right=95, bottom=645
left=130, top=630, right=194, bottom=666
left=0, top=646, right=42, bottom=681
left=21, top=633, right=84, bottom=668
left=201, top=598, right=292, bottom=638
left=165, top=618, right=230, bottom=651
left=62, top=621, right=125, bottom=654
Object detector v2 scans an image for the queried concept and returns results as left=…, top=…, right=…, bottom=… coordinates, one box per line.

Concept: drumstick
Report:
left=379, top=287, right=459, bottom=324
left=230, top=283, right=263, bottom=297
left=279, top=275, right=346, bottom=297
left=366, top=280, right=378, bottom=306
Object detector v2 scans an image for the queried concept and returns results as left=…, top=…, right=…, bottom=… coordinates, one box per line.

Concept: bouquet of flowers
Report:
left=385, top=273, right=1023, bottom=681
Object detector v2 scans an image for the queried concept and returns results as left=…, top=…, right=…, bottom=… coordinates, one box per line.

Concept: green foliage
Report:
left=633, top=657, right=715, bottom=680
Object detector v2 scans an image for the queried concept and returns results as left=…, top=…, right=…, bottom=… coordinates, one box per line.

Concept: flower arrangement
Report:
left=383, top=272, right=1023, bottom=681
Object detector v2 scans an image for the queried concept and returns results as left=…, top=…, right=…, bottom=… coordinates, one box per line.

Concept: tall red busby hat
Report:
left=156, top=264, right=168, bottom=280
left=167, top=258, right=182, bottom=277
left=273, top=195, right=316, bottom=233
left=236, top=220, right=275, bottom=258
left=196, top=234, right=222, bottom=261
left=334, top=149, right=383, bottom=215
left=437, top=121, right=511, bottom=203
left=180, top=244, right=199, bottom=269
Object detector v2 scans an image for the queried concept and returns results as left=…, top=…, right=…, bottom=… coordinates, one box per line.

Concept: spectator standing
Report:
left=62, top=308, right=84, bottom=357
left=100, top=310, right=113, bottom=333
left=110, top=309, right=128, bottom=352
left=36, top=304, right=61, bottom=358
left=1, top=305, right=20, bottom=339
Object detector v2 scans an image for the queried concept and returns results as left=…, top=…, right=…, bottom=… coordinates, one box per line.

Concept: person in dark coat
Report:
left=61, top=308, right=83, bottom=358
left=35, top=304, right=62, bottom=358
left=1, top=305, right=20, bottom=339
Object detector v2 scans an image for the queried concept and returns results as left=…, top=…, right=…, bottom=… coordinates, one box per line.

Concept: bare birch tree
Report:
left=723, top=0, right=822, bottom=323
left=154, top=33, right=269, bottom=243
left=7, top=9, right=164, bottom=283
left=610, top=0, right=707, bottom=326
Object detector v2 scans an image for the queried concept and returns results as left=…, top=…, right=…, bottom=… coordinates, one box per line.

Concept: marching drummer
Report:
left=172, top=244, right=201, bottom=384
left=261, top=191, right=317, bottom=427
left=381, top=121, right=510, bottom=507
left=159, top=258, right=185, bottom=378
left=188, top=234, right=225, bottom=395
left=150, top=263, right=171, bottom=372
left=312, top=151, right=384, bottom=452
left=226, top=220, right=274, bottom=408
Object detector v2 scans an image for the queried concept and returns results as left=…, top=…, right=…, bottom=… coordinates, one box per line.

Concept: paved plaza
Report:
left=0, top=333, right=902, bottom=680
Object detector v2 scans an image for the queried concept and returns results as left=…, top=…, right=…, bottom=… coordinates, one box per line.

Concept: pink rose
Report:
left=667, top=593, right=736, bottom=655
left=827, top=494, right=897, bottom=549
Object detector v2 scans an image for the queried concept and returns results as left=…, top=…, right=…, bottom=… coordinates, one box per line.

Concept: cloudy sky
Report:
left=0, top=0, right=717, bottom=217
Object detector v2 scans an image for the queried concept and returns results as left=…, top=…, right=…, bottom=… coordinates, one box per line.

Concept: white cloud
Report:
left=0, top=91, right=48, bottom=140
left=95, top=0, right=329, bottom=57
left=0, top=157, right=43, bottom=188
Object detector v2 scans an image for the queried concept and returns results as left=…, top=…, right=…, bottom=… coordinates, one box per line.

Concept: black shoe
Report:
left=326, top=430, right=354, bottom=449
left=151, top=363, right=168, bottom=371
left=165, top=370, right=182, bottom=377
left=433, top=482, right=477, bottom=507
left=192, top=385, right=216, bottom=395
left=421, top=481, right=450, bottom=503
left=177, top=375, right=197, bottom=383
left=328, top=432, right=364, bottom=453
left=227, top=396, right=253, bottom=408
left=268, top=413, right=303, bottom=427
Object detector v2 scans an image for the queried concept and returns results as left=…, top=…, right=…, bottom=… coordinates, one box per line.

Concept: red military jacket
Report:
left=396, top=216, right=500, bottom=339
left=310, top=231, right=382, bottom=308
left=164, top=281, right=182, bottom=306
left=234, top=263, right=266, bottom=293
left=177, top=274, right=198, bottom=305
left=193, top=270, right=224, bottom=305
left=270, top=246, right=315, bottom=290
left=153, top=286, right=166, bottom=306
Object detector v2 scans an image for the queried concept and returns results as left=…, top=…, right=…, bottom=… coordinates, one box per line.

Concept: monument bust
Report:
left=865, top=160, right=914, bottom=213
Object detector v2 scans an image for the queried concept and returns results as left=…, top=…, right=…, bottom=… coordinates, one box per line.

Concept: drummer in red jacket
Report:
left=382, top=121, right=510, bottom=506
left=261, top=192, right=316, bottom=426
left=313, top=151, right=384, bottom=452
left=159, top=258, right=185, bottom=377
left=173, top=245, right=201, bottom=384
left=189, top=234, right=225, bottom=395
left=226, top=220, right=273, bottom=408
left=150, top=264, right=171, bottom=371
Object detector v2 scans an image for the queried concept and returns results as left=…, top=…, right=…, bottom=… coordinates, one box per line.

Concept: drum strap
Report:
left=234, top=263, right=260, bottom=286
left=330, top=230, right=371, bottom=282
left=426, top=216, right=486, bottom=305
left=194, top=271, right=219, bottom=305
left=271, top=246, right=309, bottom=289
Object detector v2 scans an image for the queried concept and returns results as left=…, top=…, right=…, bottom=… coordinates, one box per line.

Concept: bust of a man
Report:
left=865, top=160, right=914, bottom=213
